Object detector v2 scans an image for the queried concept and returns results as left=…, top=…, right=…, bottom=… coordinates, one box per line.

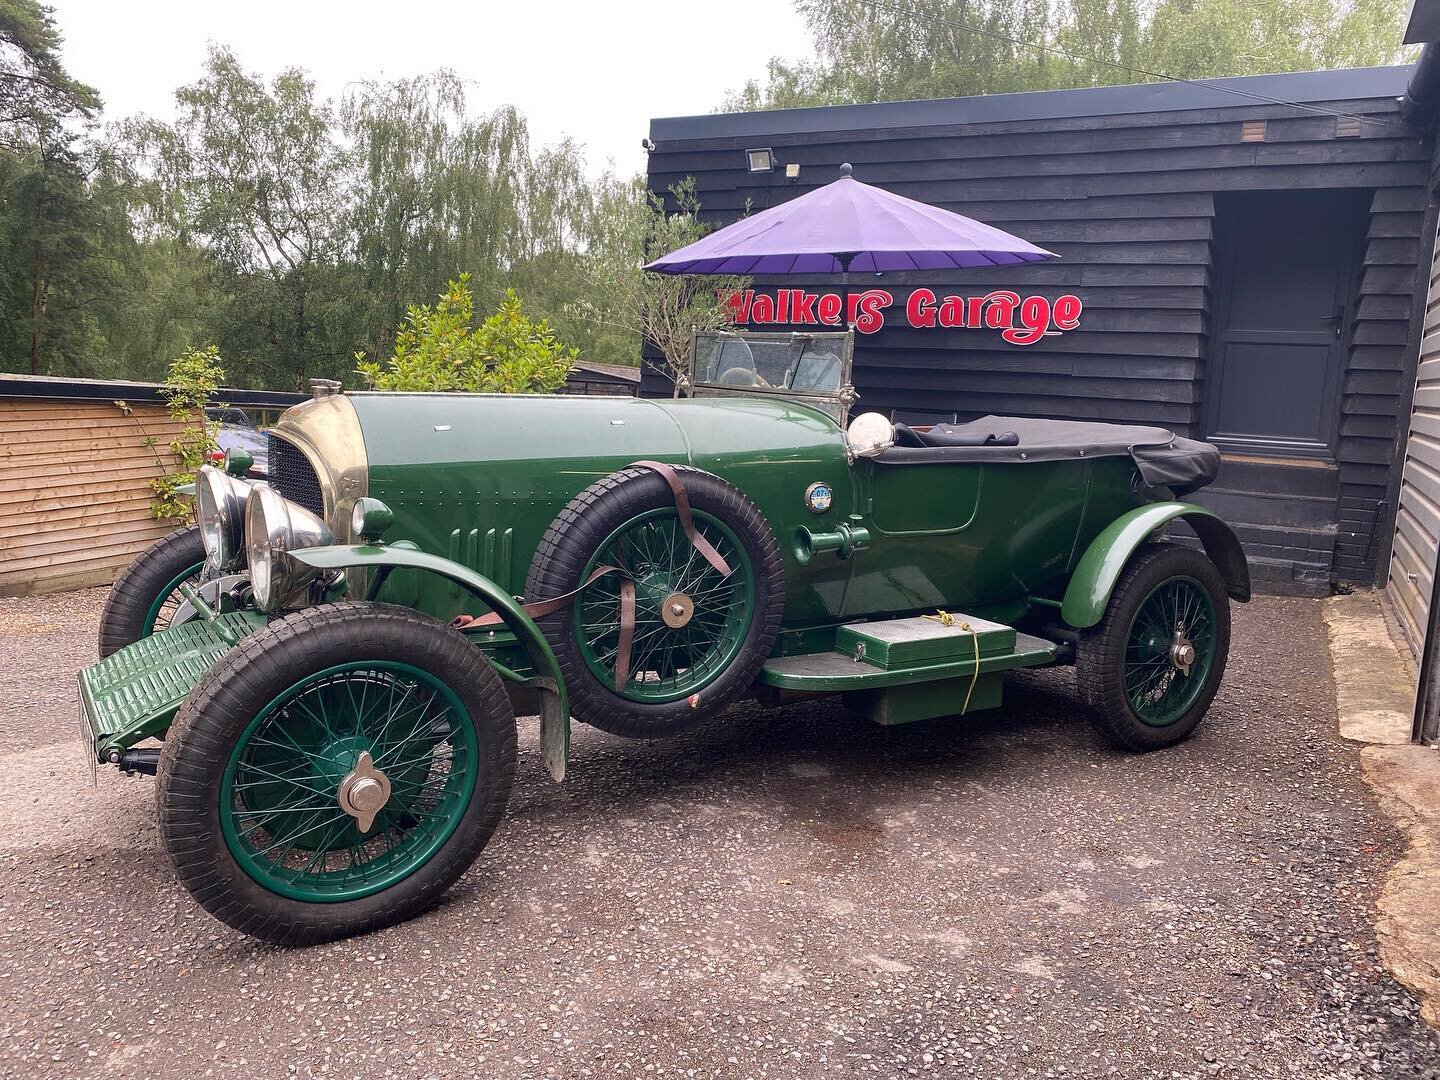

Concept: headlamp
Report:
left=195, top=465, right=251, bottom=572
left=244, top=484, right=334, bottom=613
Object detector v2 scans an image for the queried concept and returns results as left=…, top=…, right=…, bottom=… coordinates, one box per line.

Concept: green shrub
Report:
left=149, top=344, right=225, bottom=522
left=357, top=275, right=578, bottom=393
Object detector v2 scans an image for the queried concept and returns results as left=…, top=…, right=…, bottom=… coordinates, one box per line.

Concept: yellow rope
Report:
left=924, top=610, right=982, bottom=715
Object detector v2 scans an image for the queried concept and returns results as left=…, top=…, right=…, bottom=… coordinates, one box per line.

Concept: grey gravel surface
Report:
left=1, top=589, right=1438, bottom=1079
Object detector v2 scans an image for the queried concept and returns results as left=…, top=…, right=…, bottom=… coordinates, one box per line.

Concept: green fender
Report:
left=289, top=544, right=572, bottom=782
left=1060, top=502, right=1251, bottom=629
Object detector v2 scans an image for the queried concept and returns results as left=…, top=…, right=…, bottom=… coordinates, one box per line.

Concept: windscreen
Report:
left=692, top=333, right=846, bottom=394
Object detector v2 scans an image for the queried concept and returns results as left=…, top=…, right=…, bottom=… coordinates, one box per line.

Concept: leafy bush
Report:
left=356, top=275, right=578, bottom=393
left=149, top=344, right=225, bottom=521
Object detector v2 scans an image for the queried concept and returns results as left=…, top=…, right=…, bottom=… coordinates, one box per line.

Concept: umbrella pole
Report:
left=837, top=252, right=856, bottom=330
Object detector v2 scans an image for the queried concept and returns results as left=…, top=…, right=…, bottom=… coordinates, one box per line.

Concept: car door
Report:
left=843, top=453, right=1097, bottom=621
left=842, top=457, right=986, bottom=617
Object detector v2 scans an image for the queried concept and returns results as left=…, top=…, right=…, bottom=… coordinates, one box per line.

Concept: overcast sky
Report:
left=48, top=0, right=811, bottom=175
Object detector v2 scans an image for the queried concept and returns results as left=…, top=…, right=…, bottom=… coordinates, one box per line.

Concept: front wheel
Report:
left=156, top=602, right=517, bottom=945
left=98, top=526, right=206, bottom=657
left=1076, top=543, right=1230, bottom=752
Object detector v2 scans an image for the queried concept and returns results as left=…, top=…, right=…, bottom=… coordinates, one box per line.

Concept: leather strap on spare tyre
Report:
left=453, top=568, right=635, bottom=693
left=449, top=565, right=622, bottom=630
left=452, top=462, right=732, bottom=692
left=613, top=577, right=636, bottom=691
left=627, top=460, right=732, bottom=578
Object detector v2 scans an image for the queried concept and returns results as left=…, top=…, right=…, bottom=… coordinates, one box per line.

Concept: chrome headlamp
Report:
left=244, top=484, right=334, bottom=613
left=195, top=465, right=251, bottom=572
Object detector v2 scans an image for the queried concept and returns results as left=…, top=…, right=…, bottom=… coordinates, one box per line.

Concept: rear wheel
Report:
left=98, top=526, right=206, bottom=657
left=157, top=602, right=516, bottom=944
left=1076, top=543, right=1230, bottom=752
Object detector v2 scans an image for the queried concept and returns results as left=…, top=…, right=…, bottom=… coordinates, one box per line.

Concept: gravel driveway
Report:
left=1, top=588, right=1439, bottom=1079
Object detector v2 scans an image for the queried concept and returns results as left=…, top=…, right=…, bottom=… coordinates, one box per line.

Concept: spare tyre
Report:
left=525, top=464, right=783, bottom=739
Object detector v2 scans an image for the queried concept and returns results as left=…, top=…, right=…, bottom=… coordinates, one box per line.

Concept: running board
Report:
left=761, top=616, right=1058, bottom=726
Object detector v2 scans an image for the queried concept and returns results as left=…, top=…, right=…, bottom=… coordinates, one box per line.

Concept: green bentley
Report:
left=80, top=330, right=1249, bottom=944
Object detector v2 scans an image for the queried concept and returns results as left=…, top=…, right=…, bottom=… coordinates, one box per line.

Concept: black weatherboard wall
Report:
left=643, top=67, right=1432, bottom=592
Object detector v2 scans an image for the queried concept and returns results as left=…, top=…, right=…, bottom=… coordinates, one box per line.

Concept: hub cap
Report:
left=661, top=592, right=695, bottom=628
left=1123, top=576, right=1216, bottom=727
left=576, top=507, right=754, bottom=703
left=336, top=752, right=392, bottom=833
left=220, top=662, right=477, bottom=902
left=1170, top=636, right=1197, bottom=675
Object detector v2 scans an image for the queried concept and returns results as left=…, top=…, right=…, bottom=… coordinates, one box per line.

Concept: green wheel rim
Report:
left=576, top=507, right=755, bottom=703
left=220, top=661, right=478, bottom=903
left=142, top=562, right=205, bottom=636
left=1123, top=575, right=1216, bottom=727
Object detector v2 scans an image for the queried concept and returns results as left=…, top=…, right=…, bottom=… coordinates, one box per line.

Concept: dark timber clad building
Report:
left=642, top=66, right=1431, bottom=596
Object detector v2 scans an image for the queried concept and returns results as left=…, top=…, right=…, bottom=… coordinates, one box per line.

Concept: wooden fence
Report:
left=0, top=396, right=191, bottom=597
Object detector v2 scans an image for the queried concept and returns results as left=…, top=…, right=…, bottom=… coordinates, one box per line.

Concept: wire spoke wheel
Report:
left=1122, top=576, right=1216, bottom=726
left=576, top=508, right=755, bottom=703
left=159, top=603, right=515, bottom=944
left=99, top=526, right=209, bottom=657
left=527, top=465, right=783, bottom=739
left=220, top=660, right=478, bottom=903
left=1077, top=543, right=1231, bottom=752
left=142, top=562, right=206, bottom=635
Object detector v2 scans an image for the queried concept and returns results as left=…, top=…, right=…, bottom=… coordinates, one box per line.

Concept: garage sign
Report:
left=723, top=288, right=1083, bottom=346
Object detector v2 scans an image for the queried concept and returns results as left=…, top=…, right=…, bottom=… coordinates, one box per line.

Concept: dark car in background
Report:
left=205, top=406, right=267, bottom=476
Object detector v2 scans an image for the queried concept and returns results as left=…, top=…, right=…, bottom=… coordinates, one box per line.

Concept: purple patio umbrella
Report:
left=644, top=162, right=1058, bottom=281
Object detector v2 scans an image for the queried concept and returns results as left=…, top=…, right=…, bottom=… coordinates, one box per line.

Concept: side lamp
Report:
left=351, top=497, right=395, bottom=544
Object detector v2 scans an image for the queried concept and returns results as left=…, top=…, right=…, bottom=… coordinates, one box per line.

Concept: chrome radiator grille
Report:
left=266, top=434, right=325, bottom=519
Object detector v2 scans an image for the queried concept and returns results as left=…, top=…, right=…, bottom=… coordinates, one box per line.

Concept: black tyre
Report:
left=98, top=526, right=207, bottom=657
left=156, top=602, right=517, bottom=945
left=1076, top=543, right=1230, bottom=752
left=525, top=466, right=784, bottom=739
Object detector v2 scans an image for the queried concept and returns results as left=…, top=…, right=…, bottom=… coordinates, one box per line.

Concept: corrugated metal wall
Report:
left=0, top=398, right=190, bottom=597
left=1388, top=212, right=1440, bottom=656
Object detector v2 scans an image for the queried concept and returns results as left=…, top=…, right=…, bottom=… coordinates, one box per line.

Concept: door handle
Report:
left=1320, top=308, right=1344, bottom=339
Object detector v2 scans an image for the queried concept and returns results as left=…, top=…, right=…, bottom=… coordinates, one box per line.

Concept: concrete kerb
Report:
left=1324, top=590, right=1440, bottom=1026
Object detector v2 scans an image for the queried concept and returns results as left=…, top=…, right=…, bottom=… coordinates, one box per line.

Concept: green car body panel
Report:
left=349, top=393, right=859, bottom=633
left=1060, top=502, right=1252, bottom=629
left=342, top=392, right=1206, bottom=636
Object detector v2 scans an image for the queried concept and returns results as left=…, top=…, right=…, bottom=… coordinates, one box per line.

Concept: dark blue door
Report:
left=1206, top=189, right=1368, bottom=457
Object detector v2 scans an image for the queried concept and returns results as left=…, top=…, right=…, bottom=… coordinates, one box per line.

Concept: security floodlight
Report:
left=746, top=148, right=775, bottom=173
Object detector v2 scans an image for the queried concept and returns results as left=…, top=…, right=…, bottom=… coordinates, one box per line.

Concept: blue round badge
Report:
left=805, top=482, right=833, bottom=514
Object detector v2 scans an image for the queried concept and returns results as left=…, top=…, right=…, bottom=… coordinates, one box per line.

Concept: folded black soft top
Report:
left=879, top=414, right=1220, bottom=497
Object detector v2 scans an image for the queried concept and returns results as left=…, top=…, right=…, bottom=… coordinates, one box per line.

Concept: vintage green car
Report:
left=80, top=331, right=1249, bottom=944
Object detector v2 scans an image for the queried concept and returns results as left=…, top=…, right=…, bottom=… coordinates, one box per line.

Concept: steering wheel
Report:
left=718, top=366, right=771, bottom=388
